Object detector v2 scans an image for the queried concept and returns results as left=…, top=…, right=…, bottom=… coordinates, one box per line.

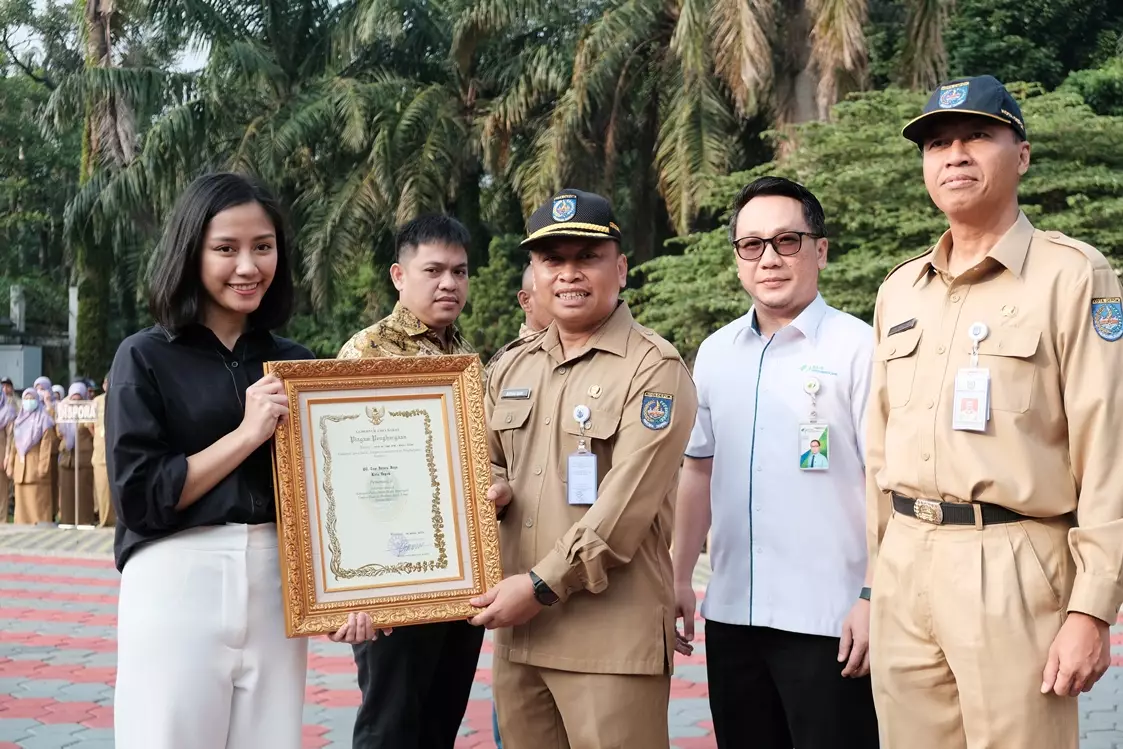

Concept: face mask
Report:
left=22, top=399, right=38, bottom=412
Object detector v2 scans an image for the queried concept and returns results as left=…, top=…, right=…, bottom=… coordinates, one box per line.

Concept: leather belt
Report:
left=892, top=493, right=1029, bottom=526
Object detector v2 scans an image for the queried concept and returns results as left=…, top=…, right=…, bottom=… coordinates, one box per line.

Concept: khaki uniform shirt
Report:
left=91, top=393, right=107, bottom=467
left=866, top=212, right=1123, bottom=624
left=486, top=302, right=697, bottom=675
left=336, top=302, right=473, bottom=359
left=7, top=429, right=55, bottom=484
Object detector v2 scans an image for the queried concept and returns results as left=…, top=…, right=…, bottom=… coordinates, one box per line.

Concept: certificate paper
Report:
left=266, top=356, right=502, bottom=637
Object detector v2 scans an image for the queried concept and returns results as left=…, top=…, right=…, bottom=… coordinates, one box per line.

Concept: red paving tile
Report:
left=306, top=654, right=356, bottom=674
left=0, top=587, right=117, bottom=605
left=0, top=743, right=21, bottom=749
left=80, top=704, right=114, bottom=728
left=0, top=607, right=116, bottom=626
left=0, top=631, right=117, bottom=652
left=0, top=555, right=115, bottom=569
left=672, top=738, right=718, bottom=749
left=0, top=573, right=119, bottom=588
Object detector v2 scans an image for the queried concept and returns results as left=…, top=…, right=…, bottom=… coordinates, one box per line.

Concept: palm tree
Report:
left=497, top=0, right=951, bottom=248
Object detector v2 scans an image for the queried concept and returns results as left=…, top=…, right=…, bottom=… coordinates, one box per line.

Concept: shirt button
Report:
left=231, top=361, right=239, bottom=368
left=926, top=400, right=934, bottom=409
left=755, top=465, right=762, bottom=472
left=557, top=367, right=567, bottom=375
left=534, top=466, right=542, bottom=475
left=950, top=294, right=960, bottom=303
left=922, top=452, right=930, bottom=461
left=254, top=498, right=263, bottom=507
left=544, top=416, right=552, bottom=425
left=524, top=518, right=534, bottom=528
left=505, top=415, right=513, bottom=423
left=937, top=345, right=945, bottom=354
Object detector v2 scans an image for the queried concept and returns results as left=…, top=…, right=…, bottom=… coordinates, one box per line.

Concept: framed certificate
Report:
left=265, top=355, right=502, bottom=637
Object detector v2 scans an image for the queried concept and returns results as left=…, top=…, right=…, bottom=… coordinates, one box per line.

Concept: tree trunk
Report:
left=74, top=0, right=115, bottom=379
left=630, top=94, right=660, bottom=266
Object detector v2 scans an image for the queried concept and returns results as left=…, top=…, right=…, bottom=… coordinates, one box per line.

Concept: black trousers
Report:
left=705, top=620, right=879, bottom=749
left=352, top=619, right=486, bottom=749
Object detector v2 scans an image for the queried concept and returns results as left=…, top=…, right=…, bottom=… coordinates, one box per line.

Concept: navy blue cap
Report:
left=902, top=75, right=1026, bottom=146
left=520, top=189, right=622, bottom=249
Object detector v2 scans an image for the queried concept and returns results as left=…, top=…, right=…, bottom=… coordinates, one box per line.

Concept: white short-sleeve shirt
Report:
left=687, top=294, right=874, bottom=637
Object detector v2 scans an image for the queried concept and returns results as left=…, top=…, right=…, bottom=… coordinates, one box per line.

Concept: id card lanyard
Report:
left=799, top=376, right=829, bottom=471
left=568, top=405, right=598, bottom=505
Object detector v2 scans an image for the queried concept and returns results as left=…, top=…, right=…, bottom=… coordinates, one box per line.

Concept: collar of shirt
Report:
left=914, top=211, right=1034, bottom=286
left=738, top=293, right=830, bottom=346
left=160, top=322, right=275, bottom=355
left=528, top=300, right=633, bottom=363
left=386, top=302, right=470, bottom=353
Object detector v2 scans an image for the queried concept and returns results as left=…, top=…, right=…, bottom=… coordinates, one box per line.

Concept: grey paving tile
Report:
left=0, top=597, right=114, bottom=615
left=0, top=677, right=29, bottom=693
left=673, top=664, right=707, bottom=684
left=53, top=683, right=113, bottom=703
left=0, top=718, right=40, bottom=741
left=8, top=680, right=74, bottom=698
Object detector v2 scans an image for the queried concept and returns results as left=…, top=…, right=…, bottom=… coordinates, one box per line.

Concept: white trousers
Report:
left=114, top=523, right=308, bottom=749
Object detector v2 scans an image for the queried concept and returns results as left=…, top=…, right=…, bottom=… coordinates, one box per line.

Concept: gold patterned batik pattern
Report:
left=337, top=302, right=474, bottom=360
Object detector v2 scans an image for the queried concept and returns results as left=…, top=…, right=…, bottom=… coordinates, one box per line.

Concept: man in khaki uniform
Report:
left=866, top=75, right=1122, bottom=749
left=471, top=189, right=698, bottom=749
left=89, top=376, right=114, bottom=527
left=336, top=214, right=484, bottom=749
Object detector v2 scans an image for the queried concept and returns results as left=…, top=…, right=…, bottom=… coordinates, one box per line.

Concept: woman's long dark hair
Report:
left=147, top=172, right=295, bottom=333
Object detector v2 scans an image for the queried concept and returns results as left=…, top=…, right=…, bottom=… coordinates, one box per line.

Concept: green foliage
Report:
left=283, top=262, right=384, bottom=358
left=459, top=235, right=526, bottom=360
left=1063, top=57, right=1123, bottom=116
left=632, top=84, right=1123, bottom=362
left=944, top=0, right=1123, bottom=89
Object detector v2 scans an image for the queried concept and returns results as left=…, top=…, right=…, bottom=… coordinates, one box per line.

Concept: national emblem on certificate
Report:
left=265, top=355, right=502, bottom=637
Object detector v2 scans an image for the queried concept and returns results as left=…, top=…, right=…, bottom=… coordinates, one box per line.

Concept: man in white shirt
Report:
left=673, top=177, right=878, bottom=748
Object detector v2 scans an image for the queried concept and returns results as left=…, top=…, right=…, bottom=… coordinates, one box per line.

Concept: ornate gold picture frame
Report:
left=266, top=355, right=502, bottom=637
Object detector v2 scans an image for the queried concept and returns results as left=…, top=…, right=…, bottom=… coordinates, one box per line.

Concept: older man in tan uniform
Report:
left=472, top=188, right=698, bottom=749
left=866, top=75, right=1123, bottom=749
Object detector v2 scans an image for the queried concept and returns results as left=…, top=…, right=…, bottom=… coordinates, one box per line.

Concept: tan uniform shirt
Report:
left=486, top=302, right=697, bottom=675
left=57, top=425, right=94, bottom=470
left=866, top=212, right=1123, bottom=624
left=91, top=393, right=107, bottom=467
left=8, top=429, right=56, bottom=484
left=337, top=302, right=473, bottom=359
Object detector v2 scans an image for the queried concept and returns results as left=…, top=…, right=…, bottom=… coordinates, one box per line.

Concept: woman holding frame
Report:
left=108, top=172, right=375, bottom=749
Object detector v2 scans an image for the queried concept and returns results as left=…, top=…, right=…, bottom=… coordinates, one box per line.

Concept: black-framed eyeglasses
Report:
left=731, top=231, right=822, bottom=261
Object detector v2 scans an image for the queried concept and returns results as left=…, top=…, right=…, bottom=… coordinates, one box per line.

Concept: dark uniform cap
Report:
left=520, top=188, right=623, bottom=249
left=902, top=75, right=1026, bottom=146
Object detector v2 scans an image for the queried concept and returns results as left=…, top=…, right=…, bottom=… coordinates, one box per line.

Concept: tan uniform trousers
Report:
left=0, top=461, right=9, bottom=523
left=14, top=483, right=53, bottom=525
left=870, top=511, right=1078, bottom=749
left=58, top=464, right=96, bottom=525
left=494, top=657, right=670, bottom=749
left=94, top=463, right=114, bottom=526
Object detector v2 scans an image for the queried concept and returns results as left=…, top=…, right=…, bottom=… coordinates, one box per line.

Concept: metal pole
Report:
left=73, top=435, right=79, bottom=530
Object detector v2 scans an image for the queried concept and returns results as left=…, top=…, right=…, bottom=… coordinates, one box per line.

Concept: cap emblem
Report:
left=938, top=82, right=969, bottom=109
left=551, top=196, right=577, bottom=222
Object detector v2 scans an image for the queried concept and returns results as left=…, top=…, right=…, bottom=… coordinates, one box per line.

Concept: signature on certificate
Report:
left=387, top=532, right=426, bottom=558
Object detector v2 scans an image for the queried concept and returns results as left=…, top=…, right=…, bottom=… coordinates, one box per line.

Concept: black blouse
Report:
left=106, top=323, right=314, bottom=570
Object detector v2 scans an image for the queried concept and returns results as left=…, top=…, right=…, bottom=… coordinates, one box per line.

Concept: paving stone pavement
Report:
left=0, top=527, right=1119, bottom=748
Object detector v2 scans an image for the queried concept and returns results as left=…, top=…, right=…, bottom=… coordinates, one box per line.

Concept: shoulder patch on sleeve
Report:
left=640, top=391, right=674, bottom=430
left=883, top=249, right=933, bottom=282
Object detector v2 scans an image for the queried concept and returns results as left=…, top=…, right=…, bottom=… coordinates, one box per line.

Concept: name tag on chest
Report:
left=567, top=452, right=598, bottom=505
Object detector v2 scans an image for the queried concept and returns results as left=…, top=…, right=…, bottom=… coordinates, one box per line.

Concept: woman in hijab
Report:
left=0, top=383, right=17, bottom=523
left=5, top=389, right=57, bottom=524
left=57, top=382, right=95, bottom=525
left=32, top=377, right=61, bottom=517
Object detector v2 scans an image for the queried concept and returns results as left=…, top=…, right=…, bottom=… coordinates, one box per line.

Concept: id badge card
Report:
left=567, top=450, right=598, bottom=505
left=799, top=423, right=830, bottom=471
left=952, top=367, right=990, bottom=432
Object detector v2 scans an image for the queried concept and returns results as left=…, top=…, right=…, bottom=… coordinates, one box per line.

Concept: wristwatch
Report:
left=529, top=571, right=559, bottom=606
left=859, top=586, right=872, bottom=601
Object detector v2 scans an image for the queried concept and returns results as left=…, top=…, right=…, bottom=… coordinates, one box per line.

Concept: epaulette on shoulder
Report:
left=1041, top=230, right=1112, bottom=271
left=485, top=328, right=546, bottom=372
left=634, top=325, right=683, bottom=360
left=883, top=248, right=933, bottom=282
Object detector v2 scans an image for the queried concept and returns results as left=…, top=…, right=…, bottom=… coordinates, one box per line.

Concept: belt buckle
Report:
left=913, top=498, right=944, bottom=525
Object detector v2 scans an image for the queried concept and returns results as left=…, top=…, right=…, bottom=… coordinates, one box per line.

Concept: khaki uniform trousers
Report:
left=870, top=511, right=1079, bottom=749
left=94, top=463, right=114, bottom=526
left=494, top=657, right=670, bottom=749
left=14, top=483, right=53, bottom=525
left=58, top=463, right=96, bottom=525
left=0, top=459, right=9, bottom=523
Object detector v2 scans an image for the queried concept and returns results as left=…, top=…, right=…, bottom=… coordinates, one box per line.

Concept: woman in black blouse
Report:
left=107, top=173, right=373, bottom=749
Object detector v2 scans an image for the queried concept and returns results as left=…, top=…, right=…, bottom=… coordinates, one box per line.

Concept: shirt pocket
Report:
left=873, top=328, right=922, bottom=408
left=557, top=403, right=622, bottom=485
left=975, top=327, right=1039, bottom=413
left=488, top=401, right=534, bottom=478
